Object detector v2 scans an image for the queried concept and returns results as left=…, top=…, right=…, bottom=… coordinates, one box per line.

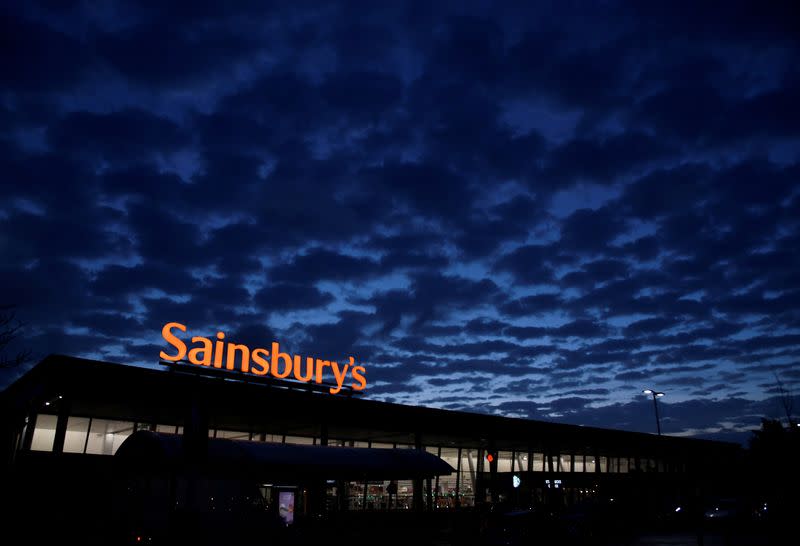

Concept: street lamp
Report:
left=642, top=389, right=665, bottom=435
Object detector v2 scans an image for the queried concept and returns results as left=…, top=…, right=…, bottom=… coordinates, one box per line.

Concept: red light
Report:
left=486, top=453, right=494, bottom=463
left=136, top=537, right=141, bottom=543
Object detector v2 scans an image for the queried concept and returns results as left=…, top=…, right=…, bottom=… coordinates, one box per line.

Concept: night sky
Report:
left=2, top=1, right=799, bottom=445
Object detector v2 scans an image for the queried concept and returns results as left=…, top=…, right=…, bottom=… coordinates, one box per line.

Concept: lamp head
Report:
left=643, top=389, right=653, bottom=395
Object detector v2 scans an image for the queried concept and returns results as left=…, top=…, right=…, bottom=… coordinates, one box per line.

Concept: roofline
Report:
left=2, top=354, right=741, bottom=450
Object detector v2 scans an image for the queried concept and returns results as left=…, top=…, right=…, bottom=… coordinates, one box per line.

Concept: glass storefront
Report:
left=24, top=410, right=681, bottom=515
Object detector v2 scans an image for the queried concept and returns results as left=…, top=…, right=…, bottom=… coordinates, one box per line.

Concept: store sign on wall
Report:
left=159, top=322, right=367, bottom=394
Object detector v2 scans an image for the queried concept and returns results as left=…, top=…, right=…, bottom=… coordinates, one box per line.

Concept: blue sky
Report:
left=2, top=0, right=799, bottom=445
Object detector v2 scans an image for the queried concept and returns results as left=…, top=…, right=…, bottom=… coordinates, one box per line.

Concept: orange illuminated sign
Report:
left=159, top=322, right=367, bottom=394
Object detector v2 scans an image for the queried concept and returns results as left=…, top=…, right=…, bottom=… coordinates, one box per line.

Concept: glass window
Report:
left=559, top=454, right=571, bottom=472
left=368, top=480, right=389, bottom=509
left=354, top=441, right=370, bottom=448
left=619, top=458, right=629, bottom=473
left=607, top=457, right=617, bottom=473
left=437, top=448, right=459, bottom=508
left=156, top=424, right=178, bottom=434
left=514, top=451, right=528, bottom=472
left=216, top=429, right=250, bottom=440
left=395, top=479, right=413, bottom=509
left=284, top=435, right=314, bottom=445
left=574, top=454, right=585, bottom=472
left=252, top=433, right=282, bottom=443
left=371, top=442, right=394, bottom=449
left=64, top=417, right=90, bottom=453
left=532, top=452, right=545, bottom=472
left=599, top=456, right=608, bottom=473
left=347, top=481, right=365, bottom=510
left=586, top=456, right=596, bottom=473
left=497, top=451, right=513, bottom=473
left=85, top=419, right=134, bottom=455
left=459, top=449, right=478, bottom=507
left=30, top=414, right=57, bottom=452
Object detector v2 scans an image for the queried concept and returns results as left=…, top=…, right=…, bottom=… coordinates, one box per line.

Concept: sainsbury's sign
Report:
left=159, top=322, right=366, bottom=394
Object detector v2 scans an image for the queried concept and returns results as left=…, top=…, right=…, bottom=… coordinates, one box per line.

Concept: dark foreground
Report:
left=157, top=508, right=780, bottom=546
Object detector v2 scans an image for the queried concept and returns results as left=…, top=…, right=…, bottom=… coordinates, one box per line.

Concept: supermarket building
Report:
left=0, top=354, right=739, bottom=542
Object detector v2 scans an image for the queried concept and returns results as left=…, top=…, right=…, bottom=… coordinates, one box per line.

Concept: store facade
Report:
left=1, top=354, right=740, bottom=543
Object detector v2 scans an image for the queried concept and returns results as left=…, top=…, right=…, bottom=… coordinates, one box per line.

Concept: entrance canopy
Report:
left=116, top=431, right=454, bottom=481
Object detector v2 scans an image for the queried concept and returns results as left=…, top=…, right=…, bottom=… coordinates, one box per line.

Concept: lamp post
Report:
left=642, top=389, right=665, bottom=435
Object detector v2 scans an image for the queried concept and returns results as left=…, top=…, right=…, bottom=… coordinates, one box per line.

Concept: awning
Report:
left=115, top=431, right=454, bottom=481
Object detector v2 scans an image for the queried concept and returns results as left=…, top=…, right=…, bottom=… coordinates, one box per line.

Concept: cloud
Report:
left=2, top=0, right=798, bottom=444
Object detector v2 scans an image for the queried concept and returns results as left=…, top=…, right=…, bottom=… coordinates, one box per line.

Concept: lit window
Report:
left=532, top=452, right=545, bottom=472
left=155, top=424, right=179, bottom=434
left=30, top=414, right=57, bottom=452
left=216, top=429, right=250, bottom=440
left=85, top=419, right=135, bottom=455
left=497, top=451, right=513, bottom=473
left=63, top=417, right=90, bottom=453
left=284, top=435, right=314, bottom=445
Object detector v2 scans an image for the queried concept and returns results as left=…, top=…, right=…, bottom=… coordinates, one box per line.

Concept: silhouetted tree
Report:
left=0, top=305, right=31, bottom=369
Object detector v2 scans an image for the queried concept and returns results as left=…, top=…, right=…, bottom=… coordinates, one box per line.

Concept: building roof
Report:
left=116, top=430, right=455, bottom=480
left=2, top=354, right=740, bottom=458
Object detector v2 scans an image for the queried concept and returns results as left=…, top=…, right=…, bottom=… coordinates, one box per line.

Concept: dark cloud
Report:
left=559, top=206, right=628, bottom=254
left=253, top=283, right=334, bottom=311
left=2, top=0, right=798, bottom=445
left=269, top=248, right=381, bottom=284
left=500, top=293, right=561, bottom=317
left=94, top=14, right=263, bottom=86
left=48, top=109, right=187, bottom=163
left=493, top=245, right=556, bottom=285
left=2, top=14, right=95, bottom=92
left=543, top=132, right=673, bottom=186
